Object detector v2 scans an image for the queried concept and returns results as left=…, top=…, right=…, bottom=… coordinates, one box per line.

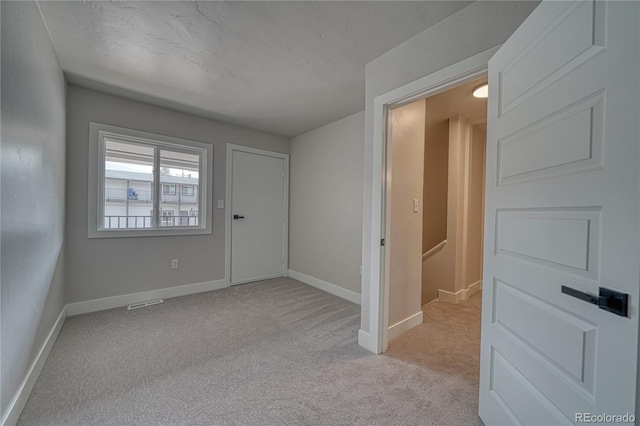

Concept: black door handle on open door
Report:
left=561, top=286, right=629, bottom=317
left=233, top=214, right=245, bottom=220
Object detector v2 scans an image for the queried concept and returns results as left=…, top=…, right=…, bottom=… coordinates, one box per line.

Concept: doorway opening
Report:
left=382, top=76, right=488, bottom=381
left=360, top=47, right=495, bottom=355
left=418, top=78, right=487, bottom=308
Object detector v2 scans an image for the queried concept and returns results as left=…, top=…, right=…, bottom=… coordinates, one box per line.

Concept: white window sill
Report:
left=88, top=227, right=212, bottom=239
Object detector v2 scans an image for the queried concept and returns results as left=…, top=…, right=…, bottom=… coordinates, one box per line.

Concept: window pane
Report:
left=159, top=149, right=200, bottom=227
left=104, top=139, right=154, bottom=229
left=182, top=185, right=194, bottom=196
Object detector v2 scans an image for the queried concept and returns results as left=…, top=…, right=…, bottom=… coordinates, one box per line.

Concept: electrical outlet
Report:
left=359, top=265, right=363, bottom=276
left=171, top=259, right=179, bottom=269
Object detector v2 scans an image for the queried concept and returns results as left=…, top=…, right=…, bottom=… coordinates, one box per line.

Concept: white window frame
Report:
left=88, top=122, right=213, bottom=238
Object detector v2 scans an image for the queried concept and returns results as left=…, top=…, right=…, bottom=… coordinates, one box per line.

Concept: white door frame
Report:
left=225, top=143, right=290, bottom=285
left=363, top=46, right=498, bottom=354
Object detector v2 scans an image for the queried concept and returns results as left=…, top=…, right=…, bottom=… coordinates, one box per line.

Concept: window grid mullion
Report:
left=153, top=147, right=160, bottom=229
left=198, top=153, right=204, bottom=227
left=98, top=134, right=106, bottom=231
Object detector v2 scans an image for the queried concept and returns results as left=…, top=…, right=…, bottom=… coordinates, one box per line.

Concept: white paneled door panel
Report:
left=231, top=150, right=286, bottom=285
left=479, top=1, right=639, bottom=425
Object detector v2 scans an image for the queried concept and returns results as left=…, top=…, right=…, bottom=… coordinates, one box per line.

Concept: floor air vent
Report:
left=127, top=299, right=164, bottom=310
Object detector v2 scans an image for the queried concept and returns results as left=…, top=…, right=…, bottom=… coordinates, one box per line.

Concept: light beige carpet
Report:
left=18, top=278, right=481, bottom=425
left=385, top=291, right=482, bottom=411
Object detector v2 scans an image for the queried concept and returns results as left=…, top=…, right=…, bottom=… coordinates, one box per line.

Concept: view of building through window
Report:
left=103, top=139, right=200, bottom=229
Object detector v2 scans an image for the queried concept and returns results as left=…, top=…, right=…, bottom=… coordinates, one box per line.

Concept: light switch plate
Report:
left=413, top=199, right=419, bottom=213
left=217, top=200, right=224, bottom=209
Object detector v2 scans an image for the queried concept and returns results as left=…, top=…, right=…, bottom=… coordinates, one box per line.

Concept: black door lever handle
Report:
left=561, top=286, right=598, bottom=304
left=561, top=285, right=629, bottom=317
left=233, top=214, right=245, bottom=220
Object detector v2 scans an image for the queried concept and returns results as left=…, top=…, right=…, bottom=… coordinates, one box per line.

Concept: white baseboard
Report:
left=438, top=280, right=483, bottom=304
left=2, top=306, right=67, bottom=426
left=421, top=298, right=439, bottom=311
left=467, top=280, right=483, bottom=298
left=358, top=329, right=372, bottom=352
left=387, top=310, right=423, bottom=342
left=66, top=279, right=229, bottom=316
left=288, top=269, right=361, bottom=305
left=438, top=288, right=465, bottom=304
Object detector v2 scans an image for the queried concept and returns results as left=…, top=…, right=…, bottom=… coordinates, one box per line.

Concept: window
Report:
left=182, top=185, right=194, bottom=196
left=163, top=184, right=176, bottom=195
left=88, top=122, right=212, bottom=238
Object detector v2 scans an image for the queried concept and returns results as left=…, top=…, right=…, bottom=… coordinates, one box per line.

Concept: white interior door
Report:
left=231, top=149, right=287, bottom=285
left=480, top=1, right=639, bottom=424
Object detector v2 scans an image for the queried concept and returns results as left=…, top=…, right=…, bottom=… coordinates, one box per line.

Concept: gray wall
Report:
left=465, top=124, right=487, bottom=291
left=360, top=1, right=539, bottom=335
left=423, top=101, right=450, bottom=255
left=289, top=111, right=364, bottom=295
left=66, top=85, right=289, bottom=303
left=1, top=1, right=67, bottom=417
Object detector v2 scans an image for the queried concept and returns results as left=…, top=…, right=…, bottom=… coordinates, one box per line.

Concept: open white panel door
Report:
left=480, top=1, right=640, bottom=425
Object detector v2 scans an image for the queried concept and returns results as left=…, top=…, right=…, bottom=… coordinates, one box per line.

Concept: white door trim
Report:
left=225, top=144, right=290, bottom=285
left=363, top=46, right=498, bottom=354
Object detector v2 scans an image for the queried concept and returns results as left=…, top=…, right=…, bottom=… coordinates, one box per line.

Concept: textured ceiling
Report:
left=39, top=1, right=472, bottom=137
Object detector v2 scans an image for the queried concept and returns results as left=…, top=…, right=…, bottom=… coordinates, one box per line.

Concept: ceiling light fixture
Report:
left=472, top=83, right=488, bottom=98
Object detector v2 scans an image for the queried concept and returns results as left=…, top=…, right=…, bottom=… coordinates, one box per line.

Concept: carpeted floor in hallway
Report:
left=385, top=291, right=482, bottom=411
left=18, top=278, right=482, bottom=426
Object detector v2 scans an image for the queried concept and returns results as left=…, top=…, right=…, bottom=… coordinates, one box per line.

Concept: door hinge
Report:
left=380, top=238, right=385, bottom=246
